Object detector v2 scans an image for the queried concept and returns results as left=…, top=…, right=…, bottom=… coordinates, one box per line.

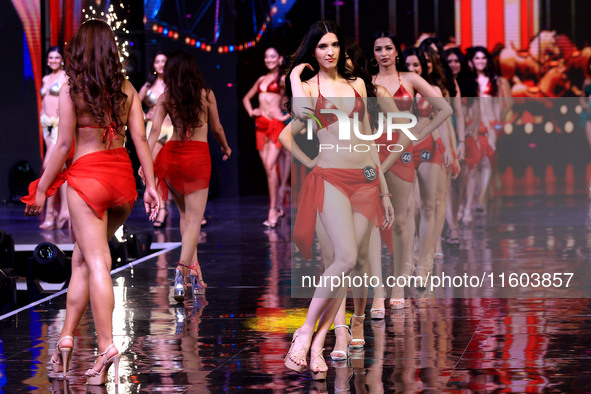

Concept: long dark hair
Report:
left=418, top=37, right=456, bottom=97
left=369, top=31, right=406, bottom=75
left=146, top=50, right=167, bottom=87
left=285, top=20, right=351, bottom=100
left=46, top=46, right=64, bottom=73
left=66, top=19, right=127, bottom=129
left=424, top=46, right=449, bottom=97
left=467, top=46, right=498, bottom=96
left=402, top=46, right=430, bottom=82
left=344, top=38, right=378, bottom=129
left=444, top=47, right=478, bottom=98
left=164, top=50, right=209, bottom=140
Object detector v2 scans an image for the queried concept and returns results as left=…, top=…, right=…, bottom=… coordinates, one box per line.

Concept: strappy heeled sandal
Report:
left=309, top=348, right=328, bottom=381
left=389, top=298, right=406, bottom=310
left=284, top=329, right=308, bottom=372
left=349, top=314, right=365, bottom=348
left=40, top=210, right=57, bottom=230
left=178, top=262, right=207, bottom=297
left=330, top=324, right=351, bottom=361
left=85, top=343, right=120, bottom=386
left=49, top=335, right=73, bottom=379
left=263, top=207, right=279, bottom=228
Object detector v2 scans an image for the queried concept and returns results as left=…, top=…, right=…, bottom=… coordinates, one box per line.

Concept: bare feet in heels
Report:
left=57, top=212, right=71, bottom=229
left=153, top=207, right=168, bottom=228
left=49, top=335, right=73, bottom=379
left=85, top=343, right=120, bottom=385
left=40, top=210, right=57, bottom=230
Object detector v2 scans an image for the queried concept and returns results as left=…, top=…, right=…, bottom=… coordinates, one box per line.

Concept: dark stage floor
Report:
left=1, top=194, right=591, bottom=392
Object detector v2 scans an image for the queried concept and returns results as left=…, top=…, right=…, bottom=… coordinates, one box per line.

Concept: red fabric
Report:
left=487, top=0, right=504, bottom=49
left=376, top=132, right=415, bottom=183
left=294, top=166, right=391, bottom=260
left=154, top=140, right=211, bottom=201
left=412, top=135, right=443, bottom=169
left=460, top=0, right=472, bottom=50
left=477, top=131, right=495, bottom=161
left=464, top=135, right=481, bottom=169
left=22, top=148, right=137, bottom=219
left=255, top=116, right=284, bottom=150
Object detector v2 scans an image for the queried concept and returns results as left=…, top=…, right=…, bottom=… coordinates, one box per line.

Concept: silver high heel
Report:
left=173, top=268, right=185, bottom=302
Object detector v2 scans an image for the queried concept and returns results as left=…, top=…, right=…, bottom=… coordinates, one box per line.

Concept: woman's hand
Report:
left=443, top=147, right=454, bottom=168
left=456, top=142, right=465, bottom=161
left=290, top=63, right=314, bottom=81
left=138, top=166, right=146, bottom=185
left=380, top=197, right=394, bottom=230
left=306, top=156, right=318, bottom=169
left=250, top=108, right=262, bottom=118
left=25, top=190, right=47, bottom=217
left=143, top=186, right=160, bottom=222
left=221, top=146, right=232, bottom=161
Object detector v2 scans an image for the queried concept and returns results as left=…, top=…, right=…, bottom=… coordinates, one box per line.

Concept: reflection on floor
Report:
left=1, top=194, right=591, bottom=392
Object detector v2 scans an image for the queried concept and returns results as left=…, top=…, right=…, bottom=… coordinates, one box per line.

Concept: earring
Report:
left=61, top=61, right=64, bottom=65
left=153, top=71, right=157, bottom=75
left=395, top=56, right=399, bottom=63
left=370, top=58, right=378, bottom=67
left=47, top=62, right=50, bottom=67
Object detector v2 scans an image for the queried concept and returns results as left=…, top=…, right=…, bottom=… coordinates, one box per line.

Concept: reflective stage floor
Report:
left=1, top=194, right=591, bottom=392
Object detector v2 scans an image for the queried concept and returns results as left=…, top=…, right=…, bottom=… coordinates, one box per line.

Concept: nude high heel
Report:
left=349, top=314, right=365, bottom=348
left=85, top=343, right=120, bottom=386
left=284, top=329, right=308, bottom=372
left=49, top=335, right=73, bottom=379
left=309, top=348, right=328, bottom=381
left=330, top=324, right=351, bottom=361
left=40, top=210, right=57, bottom=230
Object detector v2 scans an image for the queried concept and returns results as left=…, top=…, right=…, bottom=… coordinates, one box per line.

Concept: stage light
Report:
left=32, top=242, right=69, bottom=283
left=504, top=123, right=513, bottom=135
left=544, top=122, right=553, bottom=133
left=524, top=123, right=533, bottom=134
left=0, top=230, right=15, bottom=269
left=575, top=105, right=583, bottom=114
left=560, top=105, right=568, bottom=114
left=124, top=226, right=153, bottom=259
left=109, top=226, right=128, bottom=268
left=564, top=121, right=574, bottom=133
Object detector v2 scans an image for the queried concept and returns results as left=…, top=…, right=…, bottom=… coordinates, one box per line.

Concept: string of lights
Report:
left=150, top=5, right=279, bottom=54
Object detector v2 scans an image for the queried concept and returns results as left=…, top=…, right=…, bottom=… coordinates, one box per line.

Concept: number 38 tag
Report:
left=363, top=165, right=377, bottom=182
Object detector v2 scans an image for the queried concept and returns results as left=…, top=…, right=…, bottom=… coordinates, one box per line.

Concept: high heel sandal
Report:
left=263, top=207, right=278, bottom=228
left=173, top=268, right=186, bottom=302
left=40, top=211, right=57, bottom=230
left=309, top=348, right=328, bottom=381
left=349, top=314, right=365, bottom=348
left=85, top=343, right=120, bottom=386
left=284, top=329, right=308, bottom=372
left=49, top=335, right=73, bottom=379
left=330, top=325, right=351, bottom=361
left=188, top=263, right=206, bottom=297
left=389, top=298, right=406, bottom=310
left=57, top=213, right=71, bottom=230
left=153, top=207, right=168, bottom=228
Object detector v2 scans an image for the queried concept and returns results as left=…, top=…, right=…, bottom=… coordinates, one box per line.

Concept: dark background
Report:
left=1, top=0, right=591, bottom=202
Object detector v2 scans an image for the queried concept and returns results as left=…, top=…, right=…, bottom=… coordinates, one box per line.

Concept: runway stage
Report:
left=1, top=194, right=591, bottom=392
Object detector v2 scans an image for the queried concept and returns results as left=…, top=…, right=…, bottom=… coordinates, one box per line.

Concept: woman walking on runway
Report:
left=23, top=19, right=160, bottom=385
left=148, top=50, right=232, bottom=302
left=243, top=47, right=291, bottom=227
left=280, top=21, right=394, bottom=380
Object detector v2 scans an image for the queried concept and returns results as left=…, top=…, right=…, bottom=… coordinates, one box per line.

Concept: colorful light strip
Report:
left=150, top=6, right=277, bottom=53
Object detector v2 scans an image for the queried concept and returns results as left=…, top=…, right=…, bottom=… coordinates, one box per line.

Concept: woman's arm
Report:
left=289, top=64, right=315, bottom=120
left=452, top=79, right=466, bottom=160
left=138, top=82, right=149, bottom=102
left=207, top=90, right=231, bottom=160
left=498, top=77, right=513, bottom=121
left=35, top=84, right=75, bottom=196
left=409, top=73, right=453, bottom=140
left=126, top=82, right=160, bottom=220
left=242, top=77, right=263, bottom=117
left=278, top=119, right=316, bottom=168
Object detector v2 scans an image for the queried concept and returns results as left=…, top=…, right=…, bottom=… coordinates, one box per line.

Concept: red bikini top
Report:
left=82, top=120, right=122, bottom=148
left=483, top=79, right=493, bottom=96
left=392, top=71, right=413, bottom=111
left=258, top=79, right=282, bottom=94
left=415, top=95, right=433, bottom=118
left=314, top=74, right=365, bottom=130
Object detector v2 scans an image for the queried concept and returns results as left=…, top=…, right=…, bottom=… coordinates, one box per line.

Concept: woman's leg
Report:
left=169, top=187, right=208, bottom=279
left=386, top=172, right=415, bottom=303
left=286, top=183, right=370, bottom=369
left=415, top=162, right=442, bottom=283
left=476, top=156, right=492, bottom=210
left=586, top=121, right=591, bottom=197
left=259, top=142, right=282, bottom=225
left=433, top=168, right=451, bottom=256
left=278, top=148, right=292, bottom=210
left=67, top=188, right=130, bottom=367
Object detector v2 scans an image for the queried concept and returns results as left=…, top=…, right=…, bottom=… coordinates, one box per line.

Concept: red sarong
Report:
left=154, top=140, right=211, bottom=201
left=412, top=135, right=443, bottom=169
left=376, top=132, right=415, bottom=183
left=294, top=166, right=392, bottom=260
left=255, top=115, right=284, bottom=150
left=464, top=135, right=481, bottom=169
left=22, top=148, right=137, bottom=219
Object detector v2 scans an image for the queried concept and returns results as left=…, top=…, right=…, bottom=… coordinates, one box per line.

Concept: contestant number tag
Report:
left=363, top=165, right=377, bottom=182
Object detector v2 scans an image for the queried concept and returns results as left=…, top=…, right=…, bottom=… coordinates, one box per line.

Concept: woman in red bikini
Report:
left=148, top=50, right=231, bottom=303
left=464, top=47, right=512, bottom=223
left=280, top=21, right=394, bottom=380
left=370, top=33, right=452, bottom=311
left=23, top=20, right=160, bottom=385
left=243, top=47, right=291, bottom=227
